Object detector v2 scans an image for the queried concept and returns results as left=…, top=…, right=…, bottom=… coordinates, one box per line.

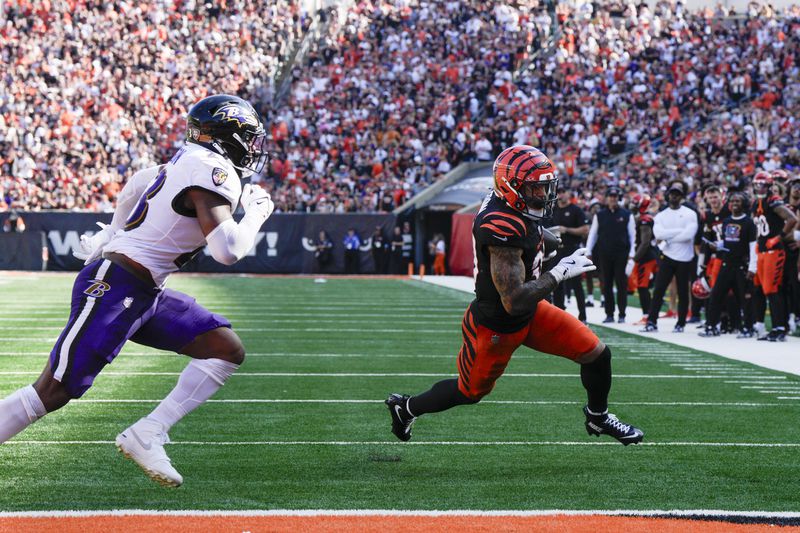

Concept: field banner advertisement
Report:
left=1, top=212, right=395, bottom=274
left=0, top=231, right=46, bottom=271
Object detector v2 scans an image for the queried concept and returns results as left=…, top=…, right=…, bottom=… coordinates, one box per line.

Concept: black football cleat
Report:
left=761, top=329, right=787, bottom=342
left=386, top=393, right=416, bottom=441
left=583, top=406, right=644, bottom=446
left=698, top=325, right=720, bottom=337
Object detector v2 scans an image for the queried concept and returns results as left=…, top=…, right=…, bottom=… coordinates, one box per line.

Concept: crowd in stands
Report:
left=0, top=0, right=313, bottom=211
left=0, top=0, right=799, bottom=214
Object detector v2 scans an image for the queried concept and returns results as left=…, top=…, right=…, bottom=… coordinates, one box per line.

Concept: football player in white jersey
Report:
left=0, top=94, right=274, bottom=487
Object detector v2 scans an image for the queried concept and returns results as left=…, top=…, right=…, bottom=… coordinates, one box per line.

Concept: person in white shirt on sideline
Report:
left=641, top=180, right=699, bottom=333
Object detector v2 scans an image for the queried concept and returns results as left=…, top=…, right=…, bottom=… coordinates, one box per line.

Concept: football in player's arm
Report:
left=0, top=94, right=274, bottom=488
left=386, top=145, right=644, bottom=445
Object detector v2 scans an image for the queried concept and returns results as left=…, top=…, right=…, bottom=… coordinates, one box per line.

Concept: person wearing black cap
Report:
left=586, top=186, right=635, bottom=323
left=641, top=180, right=699, bottom=333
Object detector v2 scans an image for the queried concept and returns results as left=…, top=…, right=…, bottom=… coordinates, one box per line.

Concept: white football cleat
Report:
left=116, top=417, right=183, bottom=488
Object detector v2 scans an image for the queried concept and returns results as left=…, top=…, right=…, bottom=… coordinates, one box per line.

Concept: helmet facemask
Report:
left=518, top=178, right=558, bottom=219
left=220, top=128, right=268, bottom=178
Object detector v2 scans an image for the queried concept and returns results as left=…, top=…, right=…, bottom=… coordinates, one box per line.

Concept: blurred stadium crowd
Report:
left=0, top=0, right=798, bottom=214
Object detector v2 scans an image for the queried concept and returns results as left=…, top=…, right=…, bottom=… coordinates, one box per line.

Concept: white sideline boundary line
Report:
left=0, top=371, right=787, bottom=379
left=1, top=509, right=799, bottom=518
left=6, top=440, right=800, bottom=448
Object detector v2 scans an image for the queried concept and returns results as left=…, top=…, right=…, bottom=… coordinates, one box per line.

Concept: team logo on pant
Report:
left=84, top=280, right=111, bottom=298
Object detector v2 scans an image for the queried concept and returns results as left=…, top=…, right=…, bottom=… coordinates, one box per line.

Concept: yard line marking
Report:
left=777, top=396, right=800, bottom=400
left=0, top=328, right=458, bottom=334
left=0, top=338, right=465, bottom=344
left=2, top=509, right=800, bottom=518
left=0, top=320, right=460, bottom=331
left=0, top=316, right=460, bottom=323
left=7, top=440, right=800, bottom=448
left=0, top=304, right=464, bottom=312
left=725, top=380, right=790, bottom=384
left=740, top=385, right=800, bottom=389
left=66, top=399, right=796, bottom=407
left=0, top=372, right=789, bottom=379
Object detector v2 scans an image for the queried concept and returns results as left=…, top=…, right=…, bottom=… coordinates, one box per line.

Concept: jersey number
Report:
left=124, top=167, right=168, bottom=231
left=124, top=149, right=185, bottom=231
left=754, top=215, right=769, bottom=238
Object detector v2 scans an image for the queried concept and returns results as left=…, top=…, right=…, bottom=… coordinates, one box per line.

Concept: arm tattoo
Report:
left=490, top=246, right=559, bottom=315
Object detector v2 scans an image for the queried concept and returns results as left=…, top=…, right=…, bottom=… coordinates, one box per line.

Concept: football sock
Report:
left=407, top=378, right=477, bottom=416
left=0, top=385, right=47, bottom=444
left=148, top=358, right=239, bottom=431
left=580, top=346, right=612, bottom=414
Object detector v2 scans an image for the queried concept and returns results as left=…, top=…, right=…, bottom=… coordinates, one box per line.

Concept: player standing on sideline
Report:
left=549, top=187, right=590, bottom=323
left=0, top=94, right=274, bottom=487
left=785, top=178, right=800, bottom=333
left=628, top=194, right=658, bottom=325
left=750, top=172, right=797, bottom=341
left=693, top=186, right=730, bottom=325
left=385, top=146, right=643, bottom=445
left=698, top=193, right=757, bottom=337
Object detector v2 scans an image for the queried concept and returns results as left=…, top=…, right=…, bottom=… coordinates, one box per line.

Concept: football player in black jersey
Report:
left=386, top=145, right=644, bottom=445
left=751, top=172, right=798, bottom=341
left=693, top=186, right=731, bottom=327
left=698, top=193, right=757, bottom=337
left=628, top=194, right=658, bottom=325
left=786, top=177, right=800, bottom=332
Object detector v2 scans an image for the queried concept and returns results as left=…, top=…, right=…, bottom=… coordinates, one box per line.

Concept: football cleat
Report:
left=583, top=406, right=644, bottom=445
left=640, top=323, right=658, bottom=333
left=116, top=417, right=183, bottom=488
left=617, top=316, right=626, bottom=324
left=602, top=316, right=614, bottom=324
left=761, top=329, right=787, bottom=342
left=672, top=325, right=685, bottom=333
left=737, top=328, right=754, bottom=338
left=385, top=393, right=416, bottom=442
left=698, top=325, right=720, bottom=337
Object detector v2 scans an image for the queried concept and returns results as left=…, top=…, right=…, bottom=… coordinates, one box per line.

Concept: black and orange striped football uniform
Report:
left=752, top=196, right=787, bottom=295
left=457, top=193, right=600, bottom=400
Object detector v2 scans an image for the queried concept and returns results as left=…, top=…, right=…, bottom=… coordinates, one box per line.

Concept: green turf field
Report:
left=0, top=274, right=798, bottom=512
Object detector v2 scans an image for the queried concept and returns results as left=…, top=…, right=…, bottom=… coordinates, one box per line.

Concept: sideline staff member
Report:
left=641, top=180, right=699, bottom=333
left=587, top=187, right=635, bottom=323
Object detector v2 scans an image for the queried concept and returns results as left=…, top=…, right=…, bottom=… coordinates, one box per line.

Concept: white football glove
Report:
left=625, top=257, right=634, bottom=277
left=72, top=222, right=115, bottom=265
left=240, top=183, right=274, bottom=221
left=549, top=247, right=596, bottom=283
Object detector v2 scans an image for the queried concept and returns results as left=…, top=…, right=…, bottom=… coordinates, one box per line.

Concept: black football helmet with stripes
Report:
left=493, top=145, right=558, bottom=219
